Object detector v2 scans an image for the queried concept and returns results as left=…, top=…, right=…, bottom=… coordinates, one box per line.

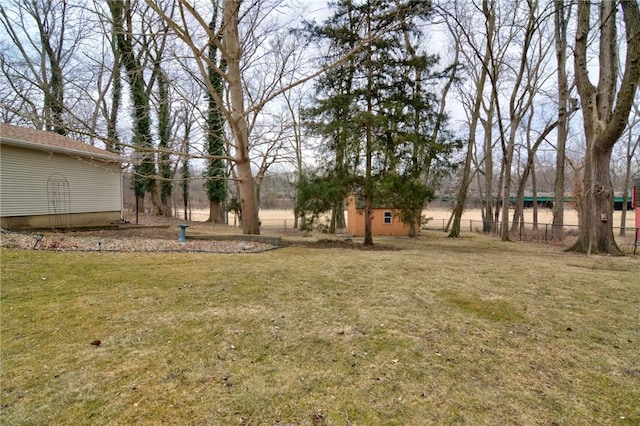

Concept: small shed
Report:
left=346, top=194, right=420, bottom=237
left=0, top=124, right=125, bottom=229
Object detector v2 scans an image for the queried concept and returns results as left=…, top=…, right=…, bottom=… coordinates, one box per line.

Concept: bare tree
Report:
left=618, top=99, right=640, bottom=236
left=0, top=0, right=89, bottom=134
left=511, top=112, right=559, bottom=231
left=280, top=84, right=310, bottom=230
left=551, top=0, right=573, bottom=240
left=144, top=0, right=406, bottom=234
left=438, top=1, right=489, bottom=238
left=494, top=0, right=554, bottom=241
left=570, top=0, right=640, bottom=254
left=204, top=0, right=227, bottom=224
left=108, top=0, right=169, bottom=215
left=438, top=0, right=511, bottom=237
left=142, top=0, right=294, bottom=233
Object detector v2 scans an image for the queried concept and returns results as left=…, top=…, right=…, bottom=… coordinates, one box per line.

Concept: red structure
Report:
left=634, top=178, right=640, bottom=254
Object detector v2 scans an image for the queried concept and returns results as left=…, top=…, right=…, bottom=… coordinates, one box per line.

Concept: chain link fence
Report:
left=121, top=172, right=639, bottom=253
left=424, top=218, right=639, bottom=253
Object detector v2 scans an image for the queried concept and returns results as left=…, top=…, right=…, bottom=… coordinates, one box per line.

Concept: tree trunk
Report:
left=223, top=0, right=260, bottom=234
left=236, top=160, right=260, bottom=234
left=511, top=166, right=528, bottom=233
left=494, top=158, right=503, bottom=234
left=447, top=24, right=480, bottom=238
left=336, top=206, right=346, bottom=229
left=329, top=209, right=336, bottom=234
left=364, top=195, right=372, bottom=246
left=109, top=0, right=157, bottom=209
left=208, top=200, right=224, bottom=223
left=500, top=145, right=514, bottom=241
left=531, top=162, right=538, bottom=230
left=183, top=183, right=189, bottom=221
left=570, top=147, right=620, bottom=254
left=137, top=194, right=145, bottom=215
left=107, top=38, right=122, bottom=152
left=364, top=111, right=373, bottom=245
left=552, top=0, right=572, bottom=241
left=569, top=0, right=640, bottom=254
left=149, top=183, right=163, bottom=216
left=448, top=137, right=474, bottom=237
left=281, top=87, right=305, bottom=231
left=363, top=7, right=373, bottom=247
left=483, top=96, right=496, bottom=233
left=511, top=120, right=558, bottom=232
left=35, top=3, right=66, bottom=135
left=408, top=218, right=417, bottom=238
left=499, top=0, right=539, bottom=241
left=156, top=65, right=173, bottom=217
left=329, top=200, right=346, bottom=233
left=204, top=4, right=228, bottom=224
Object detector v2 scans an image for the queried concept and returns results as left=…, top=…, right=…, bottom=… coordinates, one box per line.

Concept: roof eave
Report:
left=0, top=137, right=125, bottom=163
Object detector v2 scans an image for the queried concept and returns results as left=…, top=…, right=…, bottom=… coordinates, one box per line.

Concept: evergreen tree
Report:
left=302, top=0, right=361, bottom=231
left=301, top=0, right=458, bottom=243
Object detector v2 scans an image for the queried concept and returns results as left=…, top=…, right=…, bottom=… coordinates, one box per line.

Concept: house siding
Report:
left=1, top=145, right=122, bottom=217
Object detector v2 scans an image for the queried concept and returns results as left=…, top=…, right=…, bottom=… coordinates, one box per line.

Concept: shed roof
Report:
left=0, top=123, right=124, bottom=163
left=349, top=193, right=398, bottom=210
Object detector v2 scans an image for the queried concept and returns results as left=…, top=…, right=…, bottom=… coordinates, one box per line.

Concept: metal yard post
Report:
left=178, top=224, right=189, bottom=242
left=131, top=153, right=143, bottom=225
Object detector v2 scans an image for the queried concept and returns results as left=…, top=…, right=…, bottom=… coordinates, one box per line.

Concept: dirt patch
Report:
left=283, top=238, right=399, bottom=250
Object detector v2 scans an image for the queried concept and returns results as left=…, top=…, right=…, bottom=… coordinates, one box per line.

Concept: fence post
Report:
left=470, top=220, right=473, bottom=232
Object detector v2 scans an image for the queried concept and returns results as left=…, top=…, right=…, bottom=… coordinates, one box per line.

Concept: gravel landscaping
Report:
left=0, top=230, right=277, bottom=253
left=0, top=215, right=279, bottom=253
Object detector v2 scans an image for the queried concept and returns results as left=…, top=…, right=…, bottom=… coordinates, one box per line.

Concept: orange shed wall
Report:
left=347, top=195, right=360, bottom=236
left=345, top=195, right=418, bottom=237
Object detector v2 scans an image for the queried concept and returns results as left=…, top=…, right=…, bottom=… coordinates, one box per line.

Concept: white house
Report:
left=0, top=124, right=125, bottom=229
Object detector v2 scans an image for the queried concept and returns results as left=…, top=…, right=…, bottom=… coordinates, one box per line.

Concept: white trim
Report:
left=383, top=211, right=393, bottom=224
left=1, top=136, right=123, bottom=163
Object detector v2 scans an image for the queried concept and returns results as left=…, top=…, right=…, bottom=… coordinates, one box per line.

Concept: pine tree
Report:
left=302, top=0, right=458, bottom=244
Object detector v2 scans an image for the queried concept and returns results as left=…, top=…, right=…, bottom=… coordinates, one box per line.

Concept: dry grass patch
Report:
left=1, top=232, right=639, bottom=425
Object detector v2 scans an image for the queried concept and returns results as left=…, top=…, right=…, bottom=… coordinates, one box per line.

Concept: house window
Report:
left=383, top=211, right=392, bottom=224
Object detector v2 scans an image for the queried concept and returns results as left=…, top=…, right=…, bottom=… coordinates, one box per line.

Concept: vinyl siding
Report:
left=1, top=145, right=122, bottom=217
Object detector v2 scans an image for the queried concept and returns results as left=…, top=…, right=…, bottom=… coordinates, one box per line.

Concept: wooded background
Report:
left=1, top=0, right=638, bottom=252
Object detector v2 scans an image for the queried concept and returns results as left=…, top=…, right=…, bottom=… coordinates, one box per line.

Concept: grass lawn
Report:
left=1, top=232, right=639, bottom=425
